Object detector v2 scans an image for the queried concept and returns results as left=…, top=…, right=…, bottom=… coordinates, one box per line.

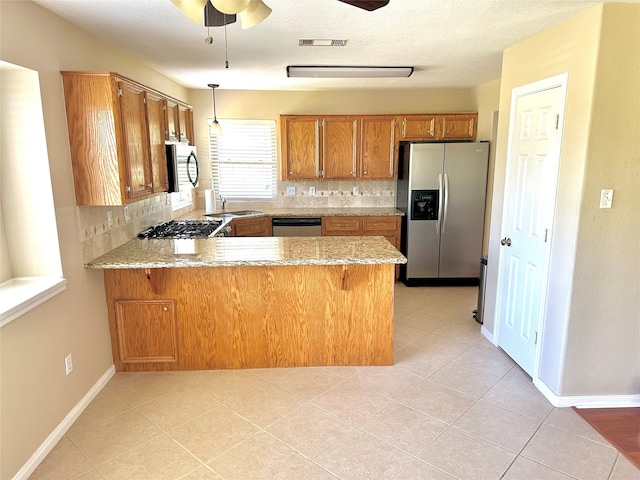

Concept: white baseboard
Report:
left=534, top=377, right=640, bottom=408
left=12, top=365, right=116, bottom=480
left=480, top=325, right=494, bottom=343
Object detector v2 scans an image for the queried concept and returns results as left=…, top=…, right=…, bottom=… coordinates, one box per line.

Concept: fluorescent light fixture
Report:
left=286, top=65, right=414, bottom=78
left=298, top=39, right=348, bottom=46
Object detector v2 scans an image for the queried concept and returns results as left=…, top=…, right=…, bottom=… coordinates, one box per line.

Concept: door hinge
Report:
left=534, top=332, right=538, bottom=345
left=555, top=114, right=560, bottom=130
left=118, top=87, right=123, bottom=97
left=544, top=228, right=548, bottom=243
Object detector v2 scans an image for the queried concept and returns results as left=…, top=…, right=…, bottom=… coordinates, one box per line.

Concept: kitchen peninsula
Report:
left=87, top=235, right=406, bottom=372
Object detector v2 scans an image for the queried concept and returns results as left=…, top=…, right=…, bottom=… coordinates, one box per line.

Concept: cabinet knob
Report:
left=162, top=306, right=168, bottom=312
left=289, top=171, right=293, bottom=175
left=363, top=171, right=368, bottom=175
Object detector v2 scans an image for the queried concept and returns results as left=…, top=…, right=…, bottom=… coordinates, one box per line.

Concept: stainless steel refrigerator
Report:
left=397, top=142, right=489, bottom=286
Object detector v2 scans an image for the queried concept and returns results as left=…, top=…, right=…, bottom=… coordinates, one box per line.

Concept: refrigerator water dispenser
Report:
left=411, top=190, right=438, bottom=220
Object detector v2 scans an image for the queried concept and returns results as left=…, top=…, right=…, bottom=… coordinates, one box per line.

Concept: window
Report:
left=209, top=119, right=277, bottom=200
left=0, top=61, right=66, bottom=327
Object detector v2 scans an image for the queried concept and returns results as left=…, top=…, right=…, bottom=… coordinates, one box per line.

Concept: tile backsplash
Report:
left=77, top=194, right=173, bottom=264
left=194, top=180, right=397, bottom=210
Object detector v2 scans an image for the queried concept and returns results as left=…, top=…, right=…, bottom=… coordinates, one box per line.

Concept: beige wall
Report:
left=0, top=2, right=188, bottom=478
left=484, top=4, right=640, bottom=397
left=564, top=4, right=640, bottom=396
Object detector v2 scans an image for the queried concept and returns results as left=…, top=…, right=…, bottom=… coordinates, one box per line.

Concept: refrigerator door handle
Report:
left=442, top=173, right=450, bottom=234
left=437, top=173, right=444, bottom=233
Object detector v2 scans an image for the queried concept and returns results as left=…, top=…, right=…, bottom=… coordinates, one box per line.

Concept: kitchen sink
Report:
left=204, top=210, right=263, bottom=218
left=225, top=210, right=264, bottom=216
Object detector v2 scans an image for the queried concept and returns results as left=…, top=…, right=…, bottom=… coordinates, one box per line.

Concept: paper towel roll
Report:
left=204, top=189, right=216, bottom=213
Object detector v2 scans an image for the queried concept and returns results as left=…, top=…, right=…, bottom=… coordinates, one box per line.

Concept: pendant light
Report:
left=207, top=84, right=222, bottom=135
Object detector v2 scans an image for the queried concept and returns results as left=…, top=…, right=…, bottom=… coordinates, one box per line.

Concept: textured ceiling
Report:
left=33, top=0, right=634, bottom=91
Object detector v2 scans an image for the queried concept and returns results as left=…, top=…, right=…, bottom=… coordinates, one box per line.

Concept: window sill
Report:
left=0, top=276, right=67, bottom=328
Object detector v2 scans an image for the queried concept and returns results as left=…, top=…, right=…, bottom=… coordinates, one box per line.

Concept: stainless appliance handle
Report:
left=442, top=173, right=450, bottom=234
left=437, top=173, right=443, bottom=233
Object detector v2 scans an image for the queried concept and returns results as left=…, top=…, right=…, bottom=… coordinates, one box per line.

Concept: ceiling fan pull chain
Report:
left=224, top=21, right=229, bottom=68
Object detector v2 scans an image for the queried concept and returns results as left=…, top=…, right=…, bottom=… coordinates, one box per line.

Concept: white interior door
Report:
left=497, top=83, right=564, bottom=376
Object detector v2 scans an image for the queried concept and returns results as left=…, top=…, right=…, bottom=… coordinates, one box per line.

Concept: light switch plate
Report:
left=352, top=187, right=359, bottom=196
left=286, top=186, right=296, bottom=196
left=600, top=189, right=613, bottom=209
left=309, top=187, right=316, bottom=196
left=124, top=206, right=130, bottom=221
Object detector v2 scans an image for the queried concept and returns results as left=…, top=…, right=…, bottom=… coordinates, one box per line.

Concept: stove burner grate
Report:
left=138, top=220, right=223, bottom=239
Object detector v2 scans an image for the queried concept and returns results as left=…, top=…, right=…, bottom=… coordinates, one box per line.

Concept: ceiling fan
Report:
left=171, top=0, right=390, bottom=27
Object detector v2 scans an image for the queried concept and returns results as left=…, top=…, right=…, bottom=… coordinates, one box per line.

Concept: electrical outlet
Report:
left=107, top=210, right=113, bottom=228
left=599, top=189, right=613, bottom=209
left=124, top=206, right=130, bottom=221
left=64, top=353, right=73, bottom=375
left=286, top=186, right=296, bottom=196
left=309, top=187, right=316, bottom=196
left=166, top=194, right=171, bottom=206
left=352, top=187, right=359, bottom=196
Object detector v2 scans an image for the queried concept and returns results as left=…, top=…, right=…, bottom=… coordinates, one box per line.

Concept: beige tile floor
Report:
left=31, top=285, right=639, bottom=480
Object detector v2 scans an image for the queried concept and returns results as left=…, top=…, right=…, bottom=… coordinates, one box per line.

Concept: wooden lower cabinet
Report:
left=104, top=264, right=394, bottom=371
left=230, top=216, right=272, bottom=237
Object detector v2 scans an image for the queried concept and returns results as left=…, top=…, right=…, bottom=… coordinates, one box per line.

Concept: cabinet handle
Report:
left=141, top=183, right=152, bottom=188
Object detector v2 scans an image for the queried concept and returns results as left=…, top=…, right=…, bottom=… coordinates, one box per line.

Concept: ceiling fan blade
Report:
left=336, top=0, right=390, bottom=11
left=171, top=0, right=208, bottom=23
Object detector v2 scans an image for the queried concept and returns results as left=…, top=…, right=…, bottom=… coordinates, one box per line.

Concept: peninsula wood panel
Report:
left=103, top=263, right=394, bottom=371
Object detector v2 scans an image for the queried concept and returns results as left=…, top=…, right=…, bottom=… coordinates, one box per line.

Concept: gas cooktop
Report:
left=138, top=220, right=224, bottom=239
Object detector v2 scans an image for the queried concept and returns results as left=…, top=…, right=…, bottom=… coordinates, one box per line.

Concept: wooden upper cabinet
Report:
left=146, top=92, right=169, bottom=193
left=323, top=117, right=358, bottom=179
left=183, top=107, right=195, bottom=145
left=360, top=116, right=397, bottom=180
left=61, top=71, right=191, bottom=205
left=281, top=116, right=322, bottom=179
left=399, top=115, right=438, bottom=140
left=399, top=113, right=478, bottom=141
left=440, top=114, right=477, bottom=140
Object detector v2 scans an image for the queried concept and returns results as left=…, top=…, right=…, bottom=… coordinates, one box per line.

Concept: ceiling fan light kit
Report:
left=286, top=66, right=414, bottom=78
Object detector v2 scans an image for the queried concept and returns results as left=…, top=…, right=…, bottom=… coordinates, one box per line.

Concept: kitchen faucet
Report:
left=219, top=195, right=227, bottom=213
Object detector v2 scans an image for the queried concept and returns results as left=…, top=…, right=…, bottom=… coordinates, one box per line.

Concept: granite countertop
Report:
left=86, top=236, right=407, bottom=269
left=178, top=207, right=404, bottom=221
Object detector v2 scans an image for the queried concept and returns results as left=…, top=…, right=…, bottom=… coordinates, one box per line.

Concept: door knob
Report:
left=501, top=237, right=512, bottom=246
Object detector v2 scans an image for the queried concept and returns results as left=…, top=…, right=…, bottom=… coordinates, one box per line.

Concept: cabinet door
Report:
left=118, top=80, right=152, bottom=200
left=178, top=105, right=190, bottom=143
left=281, top=116, right=322, bottom=179
left=360, top=116, right=397, bottom=179
left=323, top=117, right=358, bottom=179
left=146, top=93, right=169, bottom=193
left=166, top=100, right=179, bottom=141
left=440, top=114, right=477, bottom=140
left=399, top=115, right=438, bottom=140
left=114, top=299, right=178, bottom=364
left=184, top=107, right=195, bottom=146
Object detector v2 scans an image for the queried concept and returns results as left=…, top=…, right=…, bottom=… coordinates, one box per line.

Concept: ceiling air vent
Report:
left=298, top=39, right=348, bottom=47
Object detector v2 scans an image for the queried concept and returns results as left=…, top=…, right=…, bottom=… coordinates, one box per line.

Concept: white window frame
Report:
left=208, top=119, right=277, bottom=201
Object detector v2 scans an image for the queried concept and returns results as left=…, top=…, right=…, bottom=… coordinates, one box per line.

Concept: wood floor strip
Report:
left=573, top=406, right=640, bottom=470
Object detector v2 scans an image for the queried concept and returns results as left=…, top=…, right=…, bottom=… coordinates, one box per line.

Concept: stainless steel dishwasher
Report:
left=272, top=217, right=322, bottom=236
